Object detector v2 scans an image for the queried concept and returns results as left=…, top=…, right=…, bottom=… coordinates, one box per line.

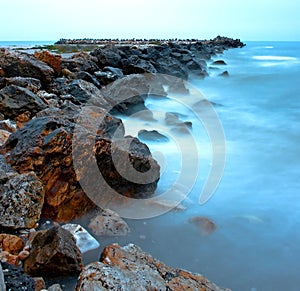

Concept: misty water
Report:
left=80, top=42, right=300, bottom=291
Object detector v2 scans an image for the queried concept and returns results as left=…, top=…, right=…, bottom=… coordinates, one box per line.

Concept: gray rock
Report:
left=138, top=129, right=169, bottom=142
left=5, top=76, right=42, bottom=93
left=75, top=243, right=231, bottom=291
left=48, top=283, right=63, bottom=291
left=0, top=263, right=6, bottom=291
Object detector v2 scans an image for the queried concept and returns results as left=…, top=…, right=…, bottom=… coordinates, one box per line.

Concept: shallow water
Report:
left=89, top=42, right=300, bottom=291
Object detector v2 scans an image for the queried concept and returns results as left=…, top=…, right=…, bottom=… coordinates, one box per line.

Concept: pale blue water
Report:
left=0, top=40, right=54, bottom=48
left=99, top=42, right=300, bottom=291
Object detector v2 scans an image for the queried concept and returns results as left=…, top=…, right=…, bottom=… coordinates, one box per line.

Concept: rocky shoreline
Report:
left=0, top=36, right=244, bottom=290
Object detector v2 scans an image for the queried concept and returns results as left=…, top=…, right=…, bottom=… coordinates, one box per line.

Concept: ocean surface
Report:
left=97, top=41, right=300, bottom=291
left=0, top=41, right=54, bottom=48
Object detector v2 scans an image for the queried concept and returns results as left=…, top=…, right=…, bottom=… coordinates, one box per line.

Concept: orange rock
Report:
left=0, top=234, right=24, bottom=255
left=188, top=216, right=217, bottom=235
left=34, top=51, right=62, bottom=75
left=0, top=251, right=19, bottom=266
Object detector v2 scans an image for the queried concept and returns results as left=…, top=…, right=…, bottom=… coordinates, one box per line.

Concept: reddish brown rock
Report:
left=23, top=226, right=83, bottom=277
left=34, top=51, right=62, bottom=75
left=0, top=129, right=10, bottom=146
left=188, top=216, right=217, bottom=235
left=33, top=277, right=46, bottom=291
left=0, top=234, right=24, bottom=255
left=75, top=243, right=230, bottom=291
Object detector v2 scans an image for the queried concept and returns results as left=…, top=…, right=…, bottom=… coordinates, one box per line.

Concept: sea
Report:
left=2, top=41, right=300, bottom=290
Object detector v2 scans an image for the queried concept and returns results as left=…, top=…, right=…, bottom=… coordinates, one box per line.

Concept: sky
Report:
left=1, top=0, right=300, bottom=41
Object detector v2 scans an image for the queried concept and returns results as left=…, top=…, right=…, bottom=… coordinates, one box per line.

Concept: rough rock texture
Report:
left=0, top=234, right=24, bottom=255
left=34, top=51, right=62, bottom=75
left=0, top=155, right=45, bottom=229
left=0, top=85, right=47, bottom=122
left=88, top=209, right=130, bottom=236
left=0, top=49, right=54, bottom=86
left=62, top=52, right=99, bottom=74
left=0, top=129, right=10, bottom=146
left=1, top=261, right=36, bottom=291
left=138, top=129, right=169, bottom=142
left=0, top=263, right=5, bottom=291
left=91, top=46, right=123, bottom=68
left=23, top=226, right=83, bottom=277
left=5, top=76, right=42, bottom=93
left=75, top=244, right=231, bottom=291
left=2, top=110, right=160, bottom=221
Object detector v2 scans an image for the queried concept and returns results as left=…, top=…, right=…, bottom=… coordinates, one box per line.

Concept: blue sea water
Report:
left=0, top=40, right=54, bottom=48
left=97, top=42, right=300, bottom=291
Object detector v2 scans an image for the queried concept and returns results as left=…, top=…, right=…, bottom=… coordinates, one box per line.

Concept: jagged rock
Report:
left=62, top=224, right=100, bottom=253
left=188, top=216, right=217, bottom=235
left=155, top=57, right=189, bottom=79
left=138, top=129, right=169, bottom=142
left=0, top=119, right=17, bottom=133
left=88, top=209, right=130, bottom=236
left=103, top=66, right=124, bottom=79
left=212, top=60, right=227, bottom=65
left=5, top=77, right=42, bottom=93
left=2, top=111, right=159, bottom=221
left=0, top=49, right=54, bottom=86
left=34, top=51, right=62, bottom=75
left=0, top=155, right=45, bottom=229
left=0, top=129, right=10, bottom=146
left=94, top=70, right=118, bottom=86
left=23, top=226, right=83, bottom=277
left=1, top=262, right=36, bottom=290
left=0, top=263, right=5, bottom=291
left=121, top=55, right=157, bottom=74
left=75, top=243, right=231, bottom=291
left=0, top=234, right=24, bottom=255
left=33, top=277, right=46, bottom=291
left=91, top=46, right=123, bottom=68
left=219, top=70, right=229, bottom=77
left=62, top=52, right=99, bottom=74
left=0, top=85, right=47, bottom=122
left=76, top=71, right=101, bottom=87
left=48, top=283, right=63, bottom=291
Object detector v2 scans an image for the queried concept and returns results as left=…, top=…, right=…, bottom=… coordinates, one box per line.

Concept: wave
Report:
left=252, top=55, right=297, bottom=61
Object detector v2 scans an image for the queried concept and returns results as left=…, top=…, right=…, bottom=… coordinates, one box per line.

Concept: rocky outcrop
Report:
left=75, top=243, right=231, bottom=291
left=23, top=226, right=83, bottom=277
left=62, top=52, right=99, bottom=74
left=4, top=77, right=42, bottom=93
left=90, top=46, right=123, bottom=68
left=0, top=155, right=45, bottom=229
left=0, top=49, right=54, bottom=87
left=34, top=51, right=62, bottom=75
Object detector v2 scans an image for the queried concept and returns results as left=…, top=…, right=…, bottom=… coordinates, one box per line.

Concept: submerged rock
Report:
left=212, top=60, right=227, bottom=65
left=23, top=226, right=83, bottom=277
left=188, top=216, right=217, bottom=235
left=138, top=129, right=169, bottom=142
left=75, top=243, right=230, bottom=291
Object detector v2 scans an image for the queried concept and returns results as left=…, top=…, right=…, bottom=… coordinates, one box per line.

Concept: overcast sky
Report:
left=1, top=0, right=300, bottom=41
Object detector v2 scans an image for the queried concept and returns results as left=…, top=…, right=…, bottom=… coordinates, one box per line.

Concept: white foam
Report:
left=253, top=55, right=297, bottom=61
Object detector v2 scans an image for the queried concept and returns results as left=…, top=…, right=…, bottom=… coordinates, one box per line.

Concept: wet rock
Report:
left=75, top=243, right=230, bottom=291
left=121, top=55, right=157, bottom=74
left=91, top=46, right=122, bottom=68
left=219, top=70, right=229, bottom=77
left=5, top=77, right=42, bottom=93
left=23, top=226, right=83, bottom=277
left=0, top=49, right=54, bottom=86
left=0, top=156, right=45, bottom=229
left=34, top=51, right=62, bottom=75
left=76, top=71, right=101, bottom=87
left=62, top=52, right=99, bottom=74
left=62, top=224, right=100, bottom=253
left=212, top=60, right=227, bottom=65
left=138, top=129, right=169, bottom=142
left=155, top=56, right=189, bottom=79
left=1, top=261, right=36, bottom=290
left=0, top=85, right=47, bottom=122
left=0, top=129, right=10, bottom=146
left=188, top=216, right=217, bottom=235
left=88, top=209, right=130, bottom=236
left=0, top=234, right=24, bottom=255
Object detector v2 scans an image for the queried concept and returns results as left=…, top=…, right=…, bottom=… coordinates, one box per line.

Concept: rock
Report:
left=62, top=52, right=99, bottom=74
left=88, top=209, right=130, bottom=236
left=188, top=216, right=217, bottom=234
left=0, top=119, right=17, bottom=132
left=33, top=277, right=46, bottom=291
left=121, top=55, right=157, bottom=74
left=155, top=56, right=189, bottom=79
left=5, top=77, right=42, bottom=93
left=76, top=71, right=101, bottom=87
left=0, top=234, right=24, bottom=255
left=75, top=243, right=230, bottom=291
left=0, top=251, right=19, bottom=266
left=90, top=46, right=122, bottom=68
left=0, top=85, right=47, bottom=122
left=0, top=263, right=5, bottom=291
left=138, top=129, right=169, bottom=142
left=18, top=250, right=30, bottom=261
left=23, top=226, right=83, bottom=277
left=62, top=224, right=100, bottom=253
left=219, top=70, right=229, bottom=77
left=103, top=66, right=124, bottom=79
left=0, top=156, right=45, bottom=229
left=212, top=60, right=227, bottom=65
left=0, top=49, right=54, bottom=86
left=1, top=261, right=36, bottom=290
left=94, top=70, right=118, bottom=86
left=2, top=112, right=160, bottom=221
left=0, top=129, right=10, bottom=146
left=34, top=51, right=62, bottom=75
left=48, top=283, right=63, bottom=291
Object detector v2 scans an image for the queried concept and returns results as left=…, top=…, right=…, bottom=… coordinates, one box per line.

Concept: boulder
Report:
left=219, top=70, right=229, bottom=77
left=34, top=51, right=62, bottom=75
left=0, top=234, right=24, bottom=255
left=121, top=55, right=157, bottom=74
left=155, top=57, right=189, bottom=79
left=5, top=77, right=42, bottom=93
left=62, top=52, right=99, bottom=73
left=23, top=226, right=83, bottom=277
left=212, top=60, right=227, bottom=65
left=90, top=46, right=123, bottom=68
left=0, top=129, right=10, bottom=146
left=0, top=85, right=47, bottom=122
left=1, top=262, right=36, bottom=291
left=0, top=155, right=45, bottom=229
left=103, top=66, right=124, bottom=79
left=76, top=71, right=101, bottom=87
left=0, top=49, right=54, bottom=86
left=88, top=208, right=130, bottom=236
left=0, top=263, right=5, bottom=291
left=75, top=243, right=231, bottom=291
